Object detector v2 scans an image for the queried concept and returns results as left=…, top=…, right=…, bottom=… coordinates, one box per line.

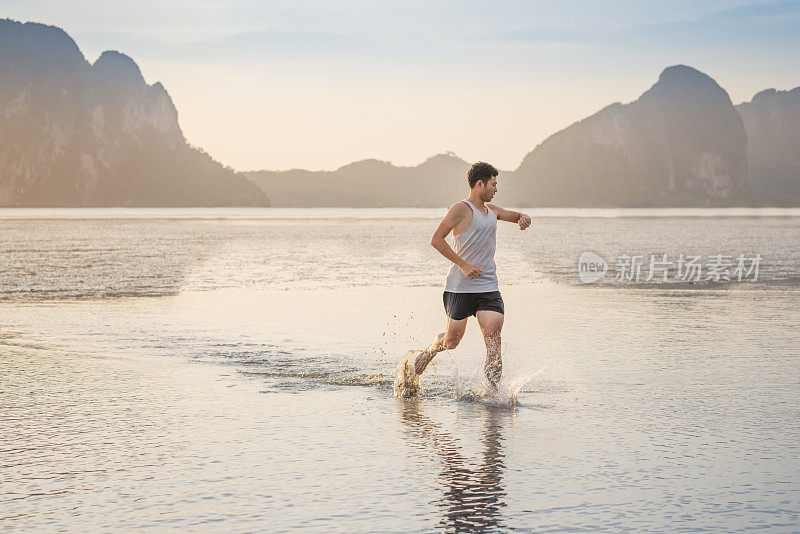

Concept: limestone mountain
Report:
left=243, top=152, right=473, bottom=207
left=0, top=19, right=268, bottom=206
left=736, top=87, right=800, bottom=201
left=508, top=65, right=748, bottom=207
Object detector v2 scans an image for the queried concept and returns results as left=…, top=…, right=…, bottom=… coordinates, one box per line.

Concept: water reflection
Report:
left=399, top=401, right=508, bottom=532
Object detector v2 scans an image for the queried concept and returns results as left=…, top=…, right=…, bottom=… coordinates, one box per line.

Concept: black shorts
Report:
left=443, top=291, right=504, bottom=320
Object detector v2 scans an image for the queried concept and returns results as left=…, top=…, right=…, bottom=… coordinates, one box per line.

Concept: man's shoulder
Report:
left=444, top=200, right=470, bottom=217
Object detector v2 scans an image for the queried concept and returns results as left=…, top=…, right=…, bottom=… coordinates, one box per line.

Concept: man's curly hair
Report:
left=467, top=162, right=499, bottom=188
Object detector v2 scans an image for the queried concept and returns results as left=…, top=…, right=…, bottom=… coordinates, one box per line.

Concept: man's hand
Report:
left=518, top=213, right=532, bottom=230
left=460, top=263, right=484, bottom=279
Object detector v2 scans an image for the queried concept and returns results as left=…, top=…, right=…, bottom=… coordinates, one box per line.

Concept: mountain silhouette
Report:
left=736, top=87, right=800, bottom=202
left=250, top=65, right=799, bottom=208
left=243, top=152, right=472, bottom=207
left=2, top=20, right=798, bottom=208
left=506, top=65, right=748, bottom=207
left=0, top=19, right=268, bottom=207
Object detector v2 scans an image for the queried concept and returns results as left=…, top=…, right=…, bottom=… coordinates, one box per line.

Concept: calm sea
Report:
left=2, top=208, right=799, bottom=532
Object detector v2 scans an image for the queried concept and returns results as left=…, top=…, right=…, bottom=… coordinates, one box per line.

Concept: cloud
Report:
left=470, top=26, right=584, bottom=43
left=67, top=0, right=800, bottom=72
left=612, top=2, right=800, bottom=49
left=711, top=0, right=800, bottom=20
left=468, top=1, right=800, bottom=48
left=179, top=30, right=356, bottom=61
left=77, top=29, right=358, bottom=64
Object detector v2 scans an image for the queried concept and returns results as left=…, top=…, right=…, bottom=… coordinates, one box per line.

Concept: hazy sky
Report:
left=4, top=0, right=800, bottom=171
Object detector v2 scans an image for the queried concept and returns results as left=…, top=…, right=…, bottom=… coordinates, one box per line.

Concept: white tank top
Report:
left=444, top=199, right=499, bottom=293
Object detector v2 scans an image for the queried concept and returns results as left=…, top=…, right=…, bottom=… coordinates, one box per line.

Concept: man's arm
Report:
left=430, top=203, right=484, bottom=280
left=487, top=203, right=532, bottom=230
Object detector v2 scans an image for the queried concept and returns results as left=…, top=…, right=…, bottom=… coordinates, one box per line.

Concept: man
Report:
left=394, top=162, right=532, bottom=397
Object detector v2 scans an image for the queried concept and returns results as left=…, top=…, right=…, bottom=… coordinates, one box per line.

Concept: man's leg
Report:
left=476, top=310, right=504, bottom=389
left=414, top=316, right=467, bottom=375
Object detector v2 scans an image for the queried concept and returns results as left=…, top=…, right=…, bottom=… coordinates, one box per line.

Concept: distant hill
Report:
left=0, top=19, right=268, bottom=207
left=736, top=87, right=800, bottom=202
left=243, top=152, right=473, bottom=207
left=507, top=65, right=748, bottom=207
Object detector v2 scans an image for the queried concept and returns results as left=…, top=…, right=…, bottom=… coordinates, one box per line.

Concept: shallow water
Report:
left=2, top=208, right=799, bottom=532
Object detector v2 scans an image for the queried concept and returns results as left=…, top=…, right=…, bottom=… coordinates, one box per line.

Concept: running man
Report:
left=394, top=162, right=532, bottom=397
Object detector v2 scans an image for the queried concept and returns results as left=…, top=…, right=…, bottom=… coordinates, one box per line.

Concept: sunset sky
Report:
left=5, top=0, right=800, bottom=171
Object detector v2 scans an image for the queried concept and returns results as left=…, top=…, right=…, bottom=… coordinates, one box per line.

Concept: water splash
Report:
left=420, top=349, right=543, bottom=405
left=450, top=360, right=545, bottom=406
left=393, top=350, right=422, bottom=397
left=443, top=350, right=462, bottom=399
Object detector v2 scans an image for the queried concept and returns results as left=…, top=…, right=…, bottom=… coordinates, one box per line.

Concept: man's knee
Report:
left=433, top=329, right=461, bottom=351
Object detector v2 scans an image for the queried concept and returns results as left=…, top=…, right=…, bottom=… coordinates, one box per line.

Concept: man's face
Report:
left=480, top=177, right=498, bottom=201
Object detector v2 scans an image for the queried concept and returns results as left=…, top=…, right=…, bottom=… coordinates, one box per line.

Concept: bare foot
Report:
left=413, top=349, right=431, bottom=375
